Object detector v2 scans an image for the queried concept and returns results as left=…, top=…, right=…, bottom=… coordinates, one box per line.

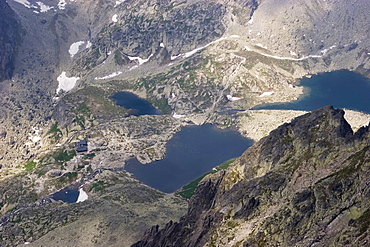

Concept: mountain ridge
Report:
left=133, top=106, right=370, bottom=246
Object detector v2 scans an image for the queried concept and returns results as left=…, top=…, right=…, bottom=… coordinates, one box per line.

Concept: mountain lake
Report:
left=253, top=70, right=370, bottom=113
left=51, top=188, right=79, bottom=203
left=115, top=70, right=370, bottom=193
left=111, top=91, right=161, bottom=116
left=125, top=124, right=254, bottom=193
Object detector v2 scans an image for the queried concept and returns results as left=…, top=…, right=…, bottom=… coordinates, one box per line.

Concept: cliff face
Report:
left=0, top=0, right=21, bottom=81
left=0, top=0, right=370, bottom=245
left=133, top=106, right=370, bottom=247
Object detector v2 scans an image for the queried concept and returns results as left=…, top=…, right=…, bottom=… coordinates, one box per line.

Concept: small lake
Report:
left=253, top=70, right=370, bottom=113
left=52, top=188, right=79, bottom=203
left=125, top=124, right=254, bottom=193
left=111, top=91, right=161, bottom=116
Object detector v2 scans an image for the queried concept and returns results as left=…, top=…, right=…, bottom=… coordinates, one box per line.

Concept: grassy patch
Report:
left=177, top=159, right=235, bottom=199
left=83, top=153, right=96, bottom=160
left=47, top=122, right=61, bottom=135
left=77, top=102, right=90, bottom=115
left=152, top=97, right=172, bottom=114
left=73, top=116, right=85, bottom=129
left=24, top=161, right=37, bottom=171
left=89, top=180, right=108, bottom=192
left=54, top=149, right=76, bottom=164
left=46, top=122, right=62, bottom=143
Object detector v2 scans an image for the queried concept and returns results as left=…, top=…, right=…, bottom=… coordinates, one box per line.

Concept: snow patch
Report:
left=173, top=113, right=186, bottom=119
left=171, top=35, right=239, bottom=61
left=170, top=54, right=182, bottom=60
left=160, top=42, right=165, bottom=48
left=56, top=72, right=80, bottom=93
left=30, top=135, right=42, bottom=143
left=129, top=65, right=139, bottom=71
left=36, top=2, right=53, bottom=12
left=259, top=91, right=274, bottom=97
left=226, top=95, right=241, bottom=101
left=320, top=45, right=336, bottom=55
left=76, top=188, right=88, bottom=203
left=112, top=14, right=118, bottom=23
left=244, top=45, right=323, bottom=61
left=256, top=43, right=268, bottom=49
left=115, top=0, right=126, bottom=7
left=58, top=0, right=66, bottom=10
left=69, top=41, right=85, bottom=58
left=95, top=71, right=122, bottom=80
left=13, top=0, right=32, bottom=8
left=85, top=41, right=92, bottom=49
left=27, top=127, right=42, bottom=144
left=128, top=54, right=153, bottom=65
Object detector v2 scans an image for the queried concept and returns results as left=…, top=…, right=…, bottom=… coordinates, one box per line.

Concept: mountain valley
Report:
left=0, top=0, right=369, bottom=246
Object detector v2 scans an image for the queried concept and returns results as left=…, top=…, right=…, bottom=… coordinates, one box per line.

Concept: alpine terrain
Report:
left=0, top=0, right=369, bottom=246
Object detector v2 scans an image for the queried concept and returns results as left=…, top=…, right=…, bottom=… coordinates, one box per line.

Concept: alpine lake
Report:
left=53, top=70, right=370, bottom=201
left=119, top=70, right=370, bottom=194
left=253, top=70, right=370, bottom=113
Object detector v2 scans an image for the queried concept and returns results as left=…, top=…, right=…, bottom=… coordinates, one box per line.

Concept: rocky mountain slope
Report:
left=133, top=106, right=370, bottom=246
left=0, top=0, right=21, bottom=82
left=0, top=0, right=369, bottom=246
left=1, top=0, right=369, bottom=171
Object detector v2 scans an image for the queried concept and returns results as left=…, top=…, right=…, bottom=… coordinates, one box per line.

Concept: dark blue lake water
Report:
left=52, top=188, right=79, bottom=203
left=119, top=70, right=370, bottom=193
left=125, top=124, right=254, bottom=193
left=253, top=70, right=370, bottom=113
left=111, top=91, right=161, bottom=116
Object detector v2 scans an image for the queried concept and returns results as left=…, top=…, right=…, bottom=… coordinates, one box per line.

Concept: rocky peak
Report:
left=133, top=106, right=370, bottom=247
left=256, top=105, right=354, bottom=166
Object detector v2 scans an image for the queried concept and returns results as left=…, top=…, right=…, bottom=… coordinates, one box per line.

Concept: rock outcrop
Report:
left=0, top=0, right=22, bottom=81
left=133, top=106, right=370, bottom=246
left=0, top=0, right=370, bottom=245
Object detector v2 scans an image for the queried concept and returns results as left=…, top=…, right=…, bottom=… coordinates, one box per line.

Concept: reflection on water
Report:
left=125, top=124, right=254, bottom=193
left=253, top=70, right=370, bottom=113
left=111, top=91, right=161, bottom=116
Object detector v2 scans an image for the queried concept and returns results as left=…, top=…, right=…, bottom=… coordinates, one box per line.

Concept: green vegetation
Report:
left=114, top=50, right=125, bottom=65
left=77, top=102, right=90, bottom=115
left=152, top=97, right=172, bottom=114
left=64, top=86, right=129, bottom=122
left=83, top=153, right=96, bottom=160
left=53, top=149, right=76, bottom=165
left=24, top=160, right=37, bottom=171
left=73, top=116, right=85, bottom=129
left=177, top=159, right=235, bottom=199
left=353, top=208, right=370, bottom=235
left=58, top=172, right=78, bottom=184
left=89, top=180, right=108, bottom=192
left=46, top=122, right=62, bottom=143
left=47, top=122, right=60, bottom=135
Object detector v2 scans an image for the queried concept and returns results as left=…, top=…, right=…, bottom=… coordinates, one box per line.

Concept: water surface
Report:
left=52, top=188, right=79, bottom=203
left=125, top=124, right=253, bottom=193
left=111, top=91, right=161, bottom=116
left=253, top=70, right=370, bottom=113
